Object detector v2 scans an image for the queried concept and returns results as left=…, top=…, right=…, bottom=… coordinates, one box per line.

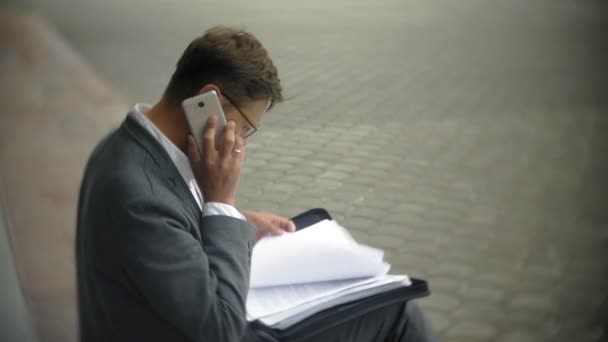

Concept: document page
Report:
left=267, top=277, right=411, bottom=329
left=248, top=275, right=411, bottom=328
left=250, top=220, right=389, bottom=288
left=247, top=277, right=381, bottom=319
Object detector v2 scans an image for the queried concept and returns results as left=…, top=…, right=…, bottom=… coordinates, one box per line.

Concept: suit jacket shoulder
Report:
left=76, top=115, right=256, bottom=342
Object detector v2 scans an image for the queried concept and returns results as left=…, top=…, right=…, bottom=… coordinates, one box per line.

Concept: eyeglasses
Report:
left=222, top=93, right=258, bottom=138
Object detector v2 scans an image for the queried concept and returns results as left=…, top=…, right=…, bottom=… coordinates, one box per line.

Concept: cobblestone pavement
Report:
left=19, top=0, right=608, bottom=340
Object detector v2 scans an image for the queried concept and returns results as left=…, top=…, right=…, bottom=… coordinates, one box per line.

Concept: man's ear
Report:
left=197, top=84, right=221, bottom=97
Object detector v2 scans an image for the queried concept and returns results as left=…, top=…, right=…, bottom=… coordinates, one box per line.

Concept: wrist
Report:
left=241, top=210, right=256, bottom=221
left=204, top=195, right=236, bottom=207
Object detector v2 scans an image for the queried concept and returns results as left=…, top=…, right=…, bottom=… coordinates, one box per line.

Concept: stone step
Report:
left=0, top=9, right=127, bottom=342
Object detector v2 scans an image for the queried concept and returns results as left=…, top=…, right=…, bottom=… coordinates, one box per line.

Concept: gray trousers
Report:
left=243, top=300, right=439, bottom=342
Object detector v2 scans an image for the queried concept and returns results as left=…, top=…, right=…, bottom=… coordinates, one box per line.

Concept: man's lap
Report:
left=243, top=300, right=438, bottom=342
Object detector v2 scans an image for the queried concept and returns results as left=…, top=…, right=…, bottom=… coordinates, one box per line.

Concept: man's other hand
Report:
left=241, top=211, right=296, bottom=241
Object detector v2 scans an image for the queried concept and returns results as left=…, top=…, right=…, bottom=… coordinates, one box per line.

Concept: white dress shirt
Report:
left=129, top=103, right=245, bottom=220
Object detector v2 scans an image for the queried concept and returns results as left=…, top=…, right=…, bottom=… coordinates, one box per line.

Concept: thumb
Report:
left=275, top=216, right=296, bottom=232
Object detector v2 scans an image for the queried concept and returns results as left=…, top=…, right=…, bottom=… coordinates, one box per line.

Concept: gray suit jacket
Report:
left=76, top=115, right=256, bottom=342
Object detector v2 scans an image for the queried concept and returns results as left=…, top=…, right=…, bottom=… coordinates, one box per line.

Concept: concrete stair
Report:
left=0, top=10, right=127, bottom=342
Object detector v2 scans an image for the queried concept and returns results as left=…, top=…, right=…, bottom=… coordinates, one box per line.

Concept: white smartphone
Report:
left=182, top=90, right=227, bottom=152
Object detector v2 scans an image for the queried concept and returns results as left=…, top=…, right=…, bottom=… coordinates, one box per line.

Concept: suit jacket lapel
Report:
left=120, top=115, right=202, bottom=221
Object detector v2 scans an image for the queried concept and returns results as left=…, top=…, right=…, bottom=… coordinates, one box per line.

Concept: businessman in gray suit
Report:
left=76, top=26, right=437, bottom=342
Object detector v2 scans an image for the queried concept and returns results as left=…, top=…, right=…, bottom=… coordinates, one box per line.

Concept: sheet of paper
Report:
left=247, top=276, right=382, bottom=319
left=253, top=275, right=411, bottom=328
left=250, top=220, right=389, bottom=288
left=268, top=278, right=411, bottom=329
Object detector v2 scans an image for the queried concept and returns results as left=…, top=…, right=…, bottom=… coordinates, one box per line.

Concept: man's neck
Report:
left=145, top=100, right=189, bottom=152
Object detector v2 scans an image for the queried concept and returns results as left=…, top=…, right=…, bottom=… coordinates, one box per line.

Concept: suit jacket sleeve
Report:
left=113, top=196, right=256, bottom=342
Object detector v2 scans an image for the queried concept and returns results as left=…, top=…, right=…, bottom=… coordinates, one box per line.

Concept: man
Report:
left=76, top=26, right=438, bottom=341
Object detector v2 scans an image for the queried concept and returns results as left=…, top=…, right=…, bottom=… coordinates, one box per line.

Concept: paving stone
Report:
left=495, top=331, right=544, bottom=342
left=473, top=272, right=521, bottom=290
left=440, top=249, right=482, bottom=264
left=420, top=293, right=460, bottom=312
left=375, top=223, right=412, bottom=237
left=445, top=321, right=498, bottom=340
left=508, top=294, right=558, bottom=314
left=324, top=201, right=355, bottom=214
left=251, top=170, right=285, bottom=182
left=364, top=234, right=407, bottom=250
left=343, top=216, right=376, bottom=232
left=383, top=211, right=425, bottom=226
left=347, top=227, right=371, bottom=239
left=257, top=189, right=290, bottom=202
left=264, top=162, right=295, bottom=172
left=397, top=242, right=439, bottom=259
left=424, top=276, right=467, bottom=295
left=459, top=285, right=505, bottom=304
left=281, top=174, right=314, bottom=185
left=242, top=200, right=280, bottom=212
left=506, top=314, right=562, bottom=338
left=406, top=229, right=444, bottom=245
left=424, top=310, right=452, bottom=332
left=351, top=206, right=389, bottom=221
left=452, top=303, right=506, bottom=322
left=393, top=202, right=428, bottom=215
left=317, top=170, right=351, bottom=181
left=430, top=262, right=475, bottom=279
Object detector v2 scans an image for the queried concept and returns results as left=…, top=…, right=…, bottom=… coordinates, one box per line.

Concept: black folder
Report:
left=250, top=208, right=431, bottom=341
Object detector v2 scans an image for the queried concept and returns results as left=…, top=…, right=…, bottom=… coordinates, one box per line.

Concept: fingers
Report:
left=255, top=224, right=284, bottom=240
left=203, top=114, right=218, bottom=157
left=259, top=224, right=284, bottom=237
left=186, top=135, right=201, bottom=163
left=270, top=215, right=296, bottom=233
left=266, top=215, right=289, bottom=236
left=233, top=134, right=244, bottom=151
left=221, top=120, right=237, bottom=157
left=277, top=217, right=296, bottom=232
left=193, top=115, right=242, bottom=206
left=286, top=219, right=296, bottom=232
left=252, top=213, right=296, bottom=240
left=233, top=135, right=245, bottom=164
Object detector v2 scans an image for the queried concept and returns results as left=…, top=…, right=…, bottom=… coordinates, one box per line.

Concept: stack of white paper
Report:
left=246, top=219, right=411, bottom=329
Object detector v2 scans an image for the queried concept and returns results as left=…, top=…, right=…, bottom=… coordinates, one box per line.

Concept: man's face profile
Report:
left=227, top=98, right=268, bottom=136
left=200, top=87, right=269, bottom=145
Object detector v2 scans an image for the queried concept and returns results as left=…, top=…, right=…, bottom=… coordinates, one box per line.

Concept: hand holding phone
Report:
left=182, top=90, right=228, bottom=152
left=183, top=90, right=245, bottom=206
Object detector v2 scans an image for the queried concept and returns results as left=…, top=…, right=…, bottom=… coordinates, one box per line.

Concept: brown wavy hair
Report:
left=163, top=26, right=283, bottom=110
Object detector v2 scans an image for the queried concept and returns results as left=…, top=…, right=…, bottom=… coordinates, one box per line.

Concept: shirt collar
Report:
left=128, top=103, right=196, bottom=187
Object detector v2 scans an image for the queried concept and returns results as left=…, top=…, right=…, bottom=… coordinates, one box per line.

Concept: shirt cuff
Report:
left=203, top=202, right=246, bottom=221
